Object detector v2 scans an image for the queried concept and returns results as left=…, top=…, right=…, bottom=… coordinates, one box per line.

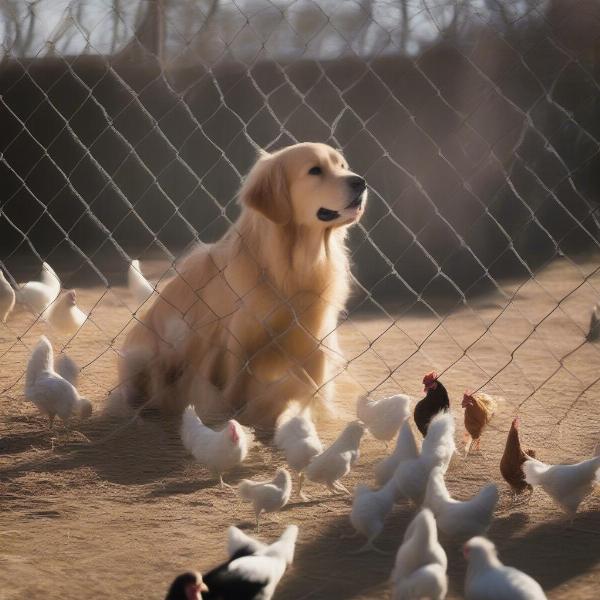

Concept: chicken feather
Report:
left=25, top=336, right=92, bottom=426
left=356, top=393, right=411, bottom=443
left=180, top=405, right=248, bottom=487
left=523, top=455, right=600, bottom=517
left=425, top=467, right=498, bottom=539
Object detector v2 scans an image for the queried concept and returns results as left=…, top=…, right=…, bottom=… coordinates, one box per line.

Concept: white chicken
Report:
left=357, top=393, right=411, bottom=445
left=17, top=262, right=61, bottom=315
left=349, top=477, right=397, bottom=554
left=393, top=413, right=456, bottom=505
left=180, top=405, right=248, bottom=487
left=203, top=525, right=298, bottom=600
left=55, top=353, right=80, bottom=387
left=375, top=418, right=420, bottom=486
left=0, top=270, right=15, bottom=323
left=424, top=467, right=498, bottom=539
left=25, top=336, right=92, bottom=427
left=274, top=409, right=323, bottom=500
left=392, top=563, right=447, bottom=600
left=128, top=259, right=154, bottom=308
left=304, top=421, right=365, bottom=495
left=392, top=509, right=447, bottom=582
left=464, top=536, right=547, bottom=600
left=523, top=455, right=600, bottom=517
left=46, top=290, right=87, bottom=335
left=239, top=468, right=292, bottom=530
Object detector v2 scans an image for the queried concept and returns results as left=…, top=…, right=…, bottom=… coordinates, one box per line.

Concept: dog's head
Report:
left=240, top=142, right=367, bottom=228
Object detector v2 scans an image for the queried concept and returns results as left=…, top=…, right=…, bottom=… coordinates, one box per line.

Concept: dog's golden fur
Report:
left=117, top=143, right=366, bottom=428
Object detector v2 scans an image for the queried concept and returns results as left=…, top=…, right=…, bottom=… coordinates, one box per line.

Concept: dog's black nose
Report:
left=347, top=175, right=366, bottom=195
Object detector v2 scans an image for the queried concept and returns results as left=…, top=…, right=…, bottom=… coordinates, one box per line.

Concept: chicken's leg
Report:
left=297, top=472, right=309, bottom=502
left=333, top=481, right=351, bottom=496
left=219, top=475, right=233, bottom=490
left=349, top=539, right=389, bottom=555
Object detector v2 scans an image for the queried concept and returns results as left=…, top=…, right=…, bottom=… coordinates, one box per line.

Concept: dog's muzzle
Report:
left=345, top=175, right=367, bottom=209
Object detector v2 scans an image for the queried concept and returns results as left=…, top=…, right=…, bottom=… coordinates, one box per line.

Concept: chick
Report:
left=274, top=409, right=323, bottom=500
left=25, top=336, right=92, bottom=427
left=16, top=262, right=61, bottom=315
left=0, top=270, right=15, bottom=323
left=375, top=418, right=420, bottom=486
left=414, top=372, right=449, bottom=437
left=523, top=454, right=600, bottom=518
left=356, top=393, right=411, bottom=446
left=464, top=537, right=547, bottom=599
left=424, top=467, right=498, bottom=540
left=46, top=289, right=87, bottom=335
left=180, top=406, right=248, bottom=488
left=462, top=391, right=497, bottom=455
left=304, top=421, right=365, bottom=495
left=499, top=417, right=535, bottom=500
left=165, top=572, right=208, bottom=600
left=239, top=468, right=292, bottom=530
left=128, top=259, right=154, bottom=308
left=349, top=478, right=396, bottom=554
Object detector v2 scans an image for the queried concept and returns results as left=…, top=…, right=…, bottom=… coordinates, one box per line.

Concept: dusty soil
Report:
left=1, top=256, right=600, bottom=599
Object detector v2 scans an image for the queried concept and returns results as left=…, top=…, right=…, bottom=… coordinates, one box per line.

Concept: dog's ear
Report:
left=240, top=153, right=292, bottom=225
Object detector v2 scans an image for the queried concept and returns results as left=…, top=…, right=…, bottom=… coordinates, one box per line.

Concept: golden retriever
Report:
left=116, top=142, right=367, bottom=428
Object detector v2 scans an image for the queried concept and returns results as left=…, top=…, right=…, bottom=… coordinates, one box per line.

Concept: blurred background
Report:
left=1, top=0, right=599, bottom=312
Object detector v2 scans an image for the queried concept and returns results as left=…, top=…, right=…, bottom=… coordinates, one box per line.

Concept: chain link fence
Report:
left=1, top=0, right=600, bottom=595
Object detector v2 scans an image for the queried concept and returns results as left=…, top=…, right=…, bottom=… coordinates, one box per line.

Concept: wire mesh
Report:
left=1, top=0, right=600, bottom=597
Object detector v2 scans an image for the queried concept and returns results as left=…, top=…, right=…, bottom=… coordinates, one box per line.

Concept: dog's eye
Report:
left=308, top=166, right=322, bottom=176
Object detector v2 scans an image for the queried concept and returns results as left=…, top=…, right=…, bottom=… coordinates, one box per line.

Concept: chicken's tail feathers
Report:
left=180, top=405, right=204, bottom=452
left=523, top=458, right=551, bottom=486
left=227, top=526, right=265, bottom=558
left=268, top=524, right=299, bottom=565
left=25, top=336, right=54, bottom=393
left=40, top=262, right=61, bottom=292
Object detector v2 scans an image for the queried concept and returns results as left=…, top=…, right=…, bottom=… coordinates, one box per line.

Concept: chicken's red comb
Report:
left=462, top=391, right=475, bottom=407
left=228, top=421, right=240, bottom=444
left=423, top=372, right=438, bottom=386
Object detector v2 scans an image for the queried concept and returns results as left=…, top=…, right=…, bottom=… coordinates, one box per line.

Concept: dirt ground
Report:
left=1, top=256, right=600, bottom=599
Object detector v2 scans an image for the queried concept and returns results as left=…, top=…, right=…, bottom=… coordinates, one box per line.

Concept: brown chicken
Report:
left=462, top=391, right=497, bottom=455
left=499, top=417, right=536, bottom=500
